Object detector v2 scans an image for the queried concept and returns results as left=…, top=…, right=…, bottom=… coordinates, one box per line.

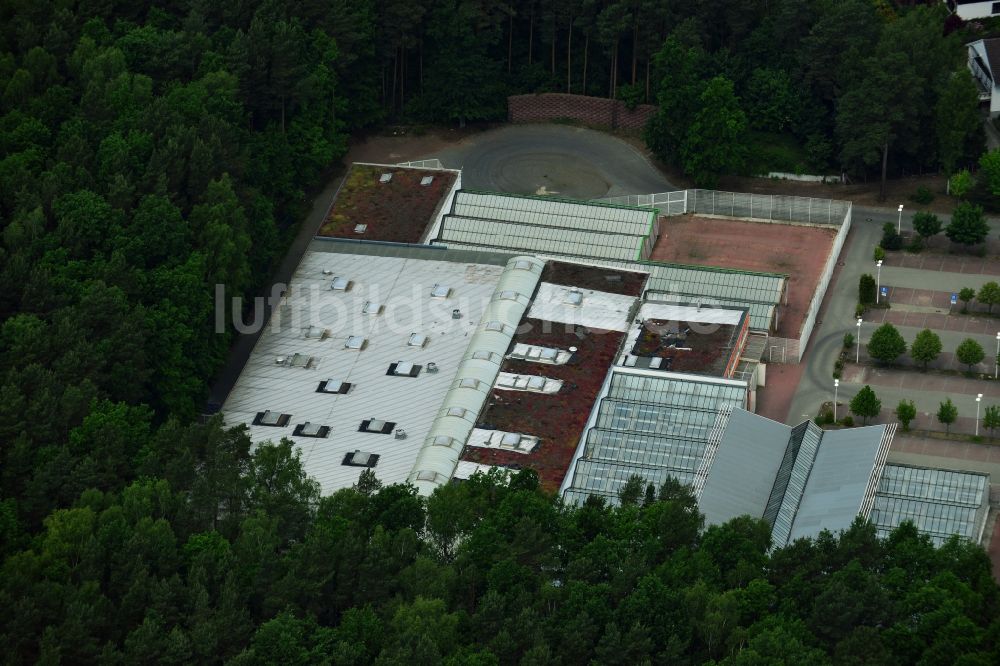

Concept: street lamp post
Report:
left=897, top=204, right=904, bottom=235
left=976, top=393, right=983, bottom=436
left=875, top=259, right=883, bottom=304
left=995, top=331, right=999, bottom=380
left=856, top=318, right=863, bottom=364
left=834, top=379, right=840, bottom=422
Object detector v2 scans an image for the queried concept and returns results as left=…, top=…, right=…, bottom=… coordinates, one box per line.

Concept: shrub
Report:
left=880, top=222, right=903, bottom=250
left=843, top=332, right=855, bottom=349
left=840, top=415, right=854, bottom=427
left=855, top=303, right=866, bottom=318
left=873, top=246, right=885, bottom=262
left=859, top=274, right=877, bottom=306
left=912, top=211, right=942, bottom=239
left=946, top=202, right=989, bottom=246
left=949, top=169, right=973, bottom=198
left=910, top=186, right=933, bottom=205
left=906, top=236, right=924, bottom=253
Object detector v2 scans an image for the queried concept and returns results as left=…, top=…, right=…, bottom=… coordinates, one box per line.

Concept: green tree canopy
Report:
left=859, top=273, right=876, bottom=306
left=910, top=328, right=942, bottom=370
left=895, top=399, right=917, bottom=431
left=912, top=211, right=941, bottom=240
left=679, top=76, right=748, bottom=187
left=867, top=323, right=907, bottom=364
left=946, top=202, right=989, bottom=246
left=956, top=338, right=985, bottom=371
left=849, top=385, right=882, bottom=425
left=937, top=397, right=958, bottom=433
left=976, top=282, right=1000, bottom=314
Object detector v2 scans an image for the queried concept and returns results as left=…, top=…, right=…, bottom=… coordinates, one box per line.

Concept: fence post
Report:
left=712, top=190, right=716, bottom=216
left=731, top=192, right=735, bottom=217
left=828, top=199, right=832, bottom=224
left=808, top=198, right=812, bottom=224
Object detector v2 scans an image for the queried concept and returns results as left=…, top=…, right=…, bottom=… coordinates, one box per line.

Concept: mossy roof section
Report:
left=464, top=317, right=624, bottom=493
left=318, top=164, right=457, bottom=243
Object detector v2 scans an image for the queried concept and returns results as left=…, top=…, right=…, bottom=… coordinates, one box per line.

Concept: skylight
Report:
left=564, top=290, right=584, bottom=306
left=379, top=173, right=392, bottom=183
left=430, top=284, right=451, bottom=299
left=330, top=276, right=351, bottom=291
left=407, top=333, right=427, bottom=348
left=345, top=336, right=367, bottom=350
left=353, top=223, right=367, bottom=234
left=459, top=378, right=481, bottom=389
left=362, top=301, right=383, bottom=315
left=420, top=176, right=434, bottom=186
left=342, top=450, right=379, bottom=467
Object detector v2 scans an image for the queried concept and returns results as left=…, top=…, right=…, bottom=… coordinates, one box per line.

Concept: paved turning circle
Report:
left=431, top=123, right=676, bottom=199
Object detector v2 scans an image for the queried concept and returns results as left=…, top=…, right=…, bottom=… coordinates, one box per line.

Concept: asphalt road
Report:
left=429, top=123, right=677, bottom=199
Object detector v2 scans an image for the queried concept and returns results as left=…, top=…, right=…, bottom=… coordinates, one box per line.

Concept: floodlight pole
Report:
left=875, top=260, right=883, bottom=304
left=976, top=393, right=983, bottom=436
left=897, top=204, right=904, bottom=235
left=834, top=379, right=839, bottom=422
left=995, top=332, right=999, bottom=379
left=856, top=318, right=863, bottom=364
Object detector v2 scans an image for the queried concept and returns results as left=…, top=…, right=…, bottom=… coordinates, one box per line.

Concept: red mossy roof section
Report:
left=539, top=260, right=647, bottom=297
left=631, top=318, right=740, bottom=375
left=318, top=164, right=457, bottom=243
left=462, top=317, right=625, bottom=493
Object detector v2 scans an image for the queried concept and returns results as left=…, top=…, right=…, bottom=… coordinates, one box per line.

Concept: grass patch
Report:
left=746, top=131, right=810, bottom=175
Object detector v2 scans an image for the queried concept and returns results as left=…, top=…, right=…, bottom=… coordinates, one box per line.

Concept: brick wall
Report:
left=507, top=93, right=656, bottom=132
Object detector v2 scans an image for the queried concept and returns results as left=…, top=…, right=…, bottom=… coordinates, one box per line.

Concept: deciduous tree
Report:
left=956, top=337, right=985, bottom=372
left=849, top=385, right=881, bottom=425
left=895, top=399, right=916, bottom=431
left=867, top=323, right=906, bottom=365
left=910, top=328, right=942, bottom=370
left=946, top=202, right=989, bottom=246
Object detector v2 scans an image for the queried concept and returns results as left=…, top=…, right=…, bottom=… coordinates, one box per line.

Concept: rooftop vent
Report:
left=353, top=223, right=367, bottom=234
left=303, top=326, right=330, bottom=340
left=253, top=410, right=291, bottom=427
left=394, top=428, right=407, bottom=439
left=330, top=276, right=351, bottom=291
left=407, top=333, right=428, bottom=348
left=420, top=176, right=434, bottom=186
left=342, top=450, right=379, bottom=467
left=451, top=309, right=462, bottom=319
left=564, top=290, right=584, bottom=306
left=317, top=379, right=351, bottom=394
left=321, top=269, right=334, bottom=275
left=345, top=336, right=367, bottom=350
left=360, top=418, right=396, bottom=434
left=426, top=362, right=438, bottom=373
left=294, top=422, right=330, bottom=438
left=380, top=173, right=392, bottom=183
left=387, top=361, right=421, bottom=377
left=431, top=284, right=451, bottom=299
left=362, top=301, right=383, bottom=315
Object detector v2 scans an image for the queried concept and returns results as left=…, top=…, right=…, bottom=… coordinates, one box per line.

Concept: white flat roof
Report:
left=222, top=251, right=505, bottom=493
left=637, top=302, right=744, bottom=326
left=526, top=282, right=635, bottom=332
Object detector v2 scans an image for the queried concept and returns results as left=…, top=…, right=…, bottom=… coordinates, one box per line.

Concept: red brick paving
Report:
left=756, top=363, right=805, bottom=424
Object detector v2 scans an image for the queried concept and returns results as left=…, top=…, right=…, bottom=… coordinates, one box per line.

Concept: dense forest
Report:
left=1, top=1, right=999, bottom=662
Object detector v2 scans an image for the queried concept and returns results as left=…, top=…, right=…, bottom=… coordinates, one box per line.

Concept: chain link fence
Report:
left=687, top=189, right=851, bottom=226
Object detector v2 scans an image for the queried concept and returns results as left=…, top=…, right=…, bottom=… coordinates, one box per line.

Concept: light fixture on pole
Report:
left=834, top=378, right=839, bottom=422
left=995, top=331, right=999, bottom=380
left=856, top=318, right=863, bottom=364
left=875, top=259, right=883, bottom=304
left=897, top=204, right=904, bottom=234
left=976, top=393, right=983, bottom=436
